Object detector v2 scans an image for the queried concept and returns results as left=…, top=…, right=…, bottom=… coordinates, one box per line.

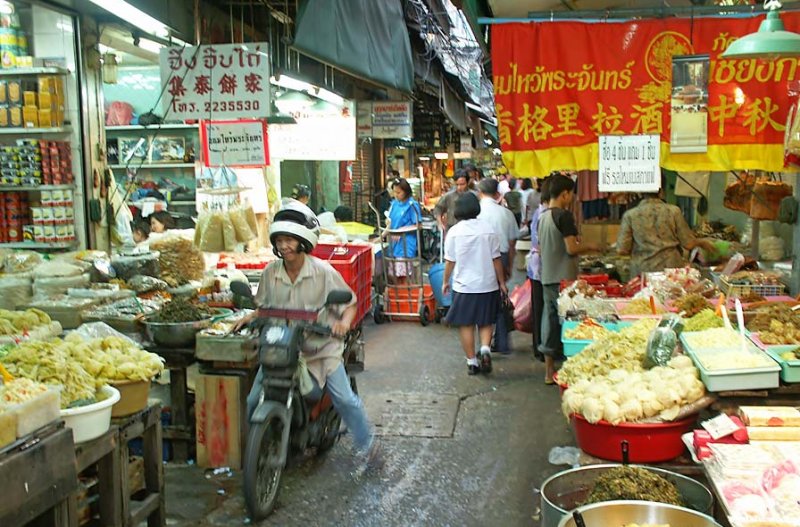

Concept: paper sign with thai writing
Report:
left=370, top=101, right=413, bottom=139
left=200, top=120, right=269, bottom=167
left=598, top=134, right=661, bottom=192
left=160, top=43, right=270, bottom=120
left=269, top=114, right=356, bottom=160
left=491, top=16, right=800, bottom=175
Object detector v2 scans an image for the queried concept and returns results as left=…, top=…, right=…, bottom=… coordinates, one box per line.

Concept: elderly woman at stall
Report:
left=381, top=178, right=422, bottom=283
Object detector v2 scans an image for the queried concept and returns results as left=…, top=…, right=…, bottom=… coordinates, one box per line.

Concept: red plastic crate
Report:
left=311, top=243, right=373, bottom=328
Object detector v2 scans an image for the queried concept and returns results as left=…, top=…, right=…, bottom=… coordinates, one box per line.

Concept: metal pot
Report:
left=540, top=464, right=713, bottom=527
left=557, top=500, right=721, bottom=527
left=143, top=308, right=231, bottom=348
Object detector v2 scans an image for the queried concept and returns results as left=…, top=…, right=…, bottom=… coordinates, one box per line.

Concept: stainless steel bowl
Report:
left=557, top=500, right=722, bottom=527
left=143, top=309, right=230, bottom=348
left=540, top=464, right=713, bottom=527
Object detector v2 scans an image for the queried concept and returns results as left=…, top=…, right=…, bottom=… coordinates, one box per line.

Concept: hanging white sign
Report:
left=356, top=102, right=373, bottom=139
left=370, top=101, right=413, bottom=139
left=159, top=43, right=271, bottom=120
left=269, top=114, right=356, bottom=160
left=598, top=134, right=661, bottom=193
left=200, top=120, right=269, bottom=167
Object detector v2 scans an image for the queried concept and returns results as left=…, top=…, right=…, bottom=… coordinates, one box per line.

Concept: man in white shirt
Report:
left=478, top=177, right=520, bottom=354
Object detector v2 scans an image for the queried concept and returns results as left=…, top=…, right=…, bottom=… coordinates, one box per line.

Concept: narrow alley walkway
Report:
left=164, top=319, right=574, bottom=526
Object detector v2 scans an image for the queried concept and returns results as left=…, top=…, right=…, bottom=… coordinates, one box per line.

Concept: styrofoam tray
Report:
left=681, top=337, right=780, bottom=392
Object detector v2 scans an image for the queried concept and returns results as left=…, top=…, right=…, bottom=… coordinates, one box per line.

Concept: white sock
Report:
left=480, top=345, right=491, bottom=356
left=467, top=357, right=479, bottom=366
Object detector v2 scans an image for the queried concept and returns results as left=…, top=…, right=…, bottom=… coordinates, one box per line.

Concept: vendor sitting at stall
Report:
left=148, top=211, right=176, bottom=234
left=616, top=171, right=715, bottom=275
left=382, top=177, right=422, bottom=283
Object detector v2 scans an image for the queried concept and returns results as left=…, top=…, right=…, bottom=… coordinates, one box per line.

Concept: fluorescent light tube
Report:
left=88, top=0, right=170, bottom=38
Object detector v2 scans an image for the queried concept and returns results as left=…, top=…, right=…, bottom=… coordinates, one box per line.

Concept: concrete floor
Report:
left=164, top=318, right=575, bottom=526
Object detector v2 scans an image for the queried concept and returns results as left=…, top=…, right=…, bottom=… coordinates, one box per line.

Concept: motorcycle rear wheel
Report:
left=243, top=413, right=285, bottom=520
left=317, top=410, right=342, bottom=453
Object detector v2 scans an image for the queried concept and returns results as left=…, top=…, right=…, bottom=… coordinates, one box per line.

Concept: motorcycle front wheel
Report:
left=243, top=412, right=285, bottom=520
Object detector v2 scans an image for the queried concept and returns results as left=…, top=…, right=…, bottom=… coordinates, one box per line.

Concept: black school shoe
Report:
left=480, top=351, right=492, bottom=374
left=468, top=364, right=481, bottom=375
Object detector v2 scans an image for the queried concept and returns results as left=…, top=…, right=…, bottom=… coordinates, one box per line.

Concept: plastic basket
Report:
left=311, top=243, right=373, bottom=328
left=719, top=275, right=785, bottom=298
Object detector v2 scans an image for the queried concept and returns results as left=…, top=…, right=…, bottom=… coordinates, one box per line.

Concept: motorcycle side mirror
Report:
left=326, top=290, right=352, bottom=306
left=230, top=281, right=254, bottom=299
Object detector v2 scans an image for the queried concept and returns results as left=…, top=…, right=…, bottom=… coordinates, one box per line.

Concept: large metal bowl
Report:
left=143, top=308, right=231, bottom=348
left=557, top=500, right=722, bottom=527
left=540, top=464, right=713, bottom=527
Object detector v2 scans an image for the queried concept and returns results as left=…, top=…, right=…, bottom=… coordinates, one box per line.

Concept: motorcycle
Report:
left=230, top=281, right=360, bottom=520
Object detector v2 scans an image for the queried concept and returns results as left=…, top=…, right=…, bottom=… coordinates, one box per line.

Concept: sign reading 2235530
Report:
left=159, top=43, right=271, bottom=121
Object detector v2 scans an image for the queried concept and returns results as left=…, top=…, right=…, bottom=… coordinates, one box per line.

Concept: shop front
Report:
left=489, top=8, right=800, bottom=527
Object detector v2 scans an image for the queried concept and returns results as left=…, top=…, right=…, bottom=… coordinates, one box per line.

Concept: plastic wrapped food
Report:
left=32, top=273, right=90, bottom=297
left=198, top=211, right=225, bottom=253
left=32, top=261, right=83, bottom=278
left=3, top=251, right=42, bottom=274
left=0, top=274, right=32, bottom=310
left=229, top=206, right=255, bottom=243
left=110, top=252, right=160, bottom=281
left=221, top=212, right=237, bottom=251
left=244, top=205, right=258, bottom=235
left=127, top=275, right=168, bottom=294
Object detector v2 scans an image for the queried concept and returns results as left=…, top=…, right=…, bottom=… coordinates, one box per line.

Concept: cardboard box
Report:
left=22, top=106, right=37, bottom=128
left=580, top=222, right=622, bottom=250
left=195, top=372, right=249, bottom=469
left=22, top=91, right=35, bottom=107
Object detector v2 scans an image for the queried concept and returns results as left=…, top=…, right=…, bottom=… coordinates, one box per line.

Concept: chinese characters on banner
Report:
left=159, top=43, right=271, bottom=120
left=200, top=120, right=269, bottom=167
left=491, top=16, right=800, bottom=175
left=598, top=135, right=661, bottom=192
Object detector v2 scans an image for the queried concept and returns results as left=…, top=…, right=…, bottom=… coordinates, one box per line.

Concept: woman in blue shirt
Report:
left=382, top=178, right=421, bottom=283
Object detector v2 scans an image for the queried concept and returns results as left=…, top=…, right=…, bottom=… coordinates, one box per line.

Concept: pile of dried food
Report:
left=583, top=466, right=683, bottom=507
left=683, top=309, right=724, bottom=332
left=727, top=271, right=783, bottom=286
left=747, top=304, right=799, bottom=334
left=695, top=220, right=738, bottom=242
left=151, top=298, right=216, bottom=323
left=564, top=319, right=611, bottom=340
left=619, top=298, right=665, bottom=316
left=149, top=236, right=204, bottom=287
left=674, top=294, right=709, bottom=318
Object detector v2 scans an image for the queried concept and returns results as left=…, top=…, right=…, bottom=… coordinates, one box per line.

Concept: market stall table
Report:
left=145, top=344, right=195, bottom=462
left=0, top=423, right=77, bottom=527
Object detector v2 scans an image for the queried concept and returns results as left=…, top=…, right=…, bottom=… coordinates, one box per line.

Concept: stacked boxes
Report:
left=0, top=139, right=72, bottom=186
left=0, top=74, right=65, bottom=129
left=0, top=191, right=29, bottom=242
left=32, top=188, right=74, bottom=244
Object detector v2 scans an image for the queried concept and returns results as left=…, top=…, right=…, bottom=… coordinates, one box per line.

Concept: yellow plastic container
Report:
left=111, top=379, right=151, bottom=417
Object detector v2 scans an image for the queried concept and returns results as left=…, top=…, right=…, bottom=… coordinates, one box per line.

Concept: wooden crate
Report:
left=195, top=372, right=249, bottom=469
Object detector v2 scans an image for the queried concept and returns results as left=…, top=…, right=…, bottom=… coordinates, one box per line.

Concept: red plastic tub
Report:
left=571, top=413, right=697, bottom=463
left=554, top=372, right=568, bottom=396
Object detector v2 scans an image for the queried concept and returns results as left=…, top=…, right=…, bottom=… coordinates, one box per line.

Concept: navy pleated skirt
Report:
left=445, top=290, right=500, bottom=327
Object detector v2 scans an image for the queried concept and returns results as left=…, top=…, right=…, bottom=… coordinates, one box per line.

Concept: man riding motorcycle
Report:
left=236, top=201, right=379, bottom=464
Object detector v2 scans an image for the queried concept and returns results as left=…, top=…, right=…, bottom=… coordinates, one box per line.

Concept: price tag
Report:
left=702, top=414, right=739, bottom=440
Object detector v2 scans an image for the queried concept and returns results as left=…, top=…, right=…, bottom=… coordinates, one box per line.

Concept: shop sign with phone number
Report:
left=159, top=43, right=271, bottom=120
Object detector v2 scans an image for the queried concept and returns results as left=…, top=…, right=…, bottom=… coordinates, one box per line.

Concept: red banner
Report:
left=491, top=15, right=800, bottom=175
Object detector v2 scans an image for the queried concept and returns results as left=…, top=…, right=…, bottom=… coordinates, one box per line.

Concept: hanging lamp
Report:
left=721, top=0, right=800, bottom=59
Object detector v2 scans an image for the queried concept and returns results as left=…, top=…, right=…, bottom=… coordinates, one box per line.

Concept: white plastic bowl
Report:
left=61, top=385, right=120, bottom=443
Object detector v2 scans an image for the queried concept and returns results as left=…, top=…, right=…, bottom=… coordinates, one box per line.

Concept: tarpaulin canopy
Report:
left=293, top=0, right=414, bottom=93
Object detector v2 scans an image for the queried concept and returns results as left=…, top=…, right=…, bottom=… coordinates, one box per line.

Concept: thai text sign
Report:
left=160, top=43, right=271, bottom=120
left=491, top=16, right=800, bottom=175
left=269, top=114, right=356, bottom=160
left=200, top=120, right=269, bottom=167
left=357, top=101, right=413, bottom=139
left=598, top=135, right=661, bottom=192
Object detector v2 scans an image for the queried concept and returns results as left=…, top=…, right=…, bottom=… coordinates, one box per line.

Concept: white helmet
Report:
left=269, top=200, right=320, bottom=255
